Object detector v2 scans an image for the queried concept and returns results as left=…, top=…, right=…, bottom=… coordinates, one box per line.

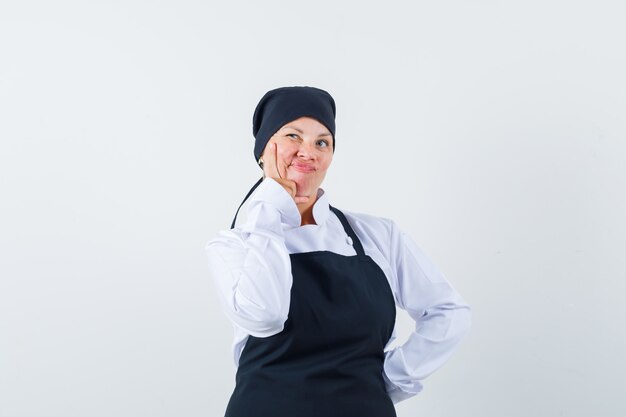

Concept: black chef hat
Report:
left=252, top=86, right=336, bottom=165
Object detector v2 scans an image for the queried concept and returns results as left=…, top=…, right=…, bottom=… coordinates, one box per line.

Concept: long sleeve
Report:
left=382, top=220, right=472, bottom=404
left=205, top=178, right=301, bottom=338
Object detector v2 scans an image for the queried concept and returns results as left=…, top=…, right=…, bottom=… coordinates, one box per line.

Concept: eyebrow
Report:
left=282, top=125, right=332, bottom=137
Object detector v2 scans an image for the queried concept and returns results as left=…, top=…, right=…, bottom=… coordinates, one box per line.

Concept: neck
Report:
left=297, top=189, right=318, bottom=226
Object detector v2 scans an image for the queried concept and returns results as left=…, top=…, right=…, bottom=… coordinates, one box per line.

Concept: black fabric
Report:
left=252, top=86, right=336, bottom=164
left=223, top=205, right=397, bottom=417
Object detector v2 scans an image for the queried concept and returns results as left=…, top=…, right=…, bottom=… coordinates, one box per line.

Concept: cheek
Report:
left=319, top=155, right=333, bottom=171
left=277, top=142, right=299, bottom=158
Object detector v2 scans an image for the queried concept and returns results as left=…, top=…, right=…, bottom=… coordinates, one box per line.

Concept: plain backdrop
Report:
left=1, top=1, right=625, bottom=416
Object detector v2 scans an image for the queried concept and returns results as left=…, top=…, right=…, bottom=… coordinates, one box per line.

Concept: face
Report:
left=261, top=116, right=334, bottom=199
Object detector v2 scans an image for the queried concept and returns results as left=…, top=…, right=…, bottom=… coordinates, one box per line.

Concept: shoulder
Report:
left=339, top=208, right=395, bottom=234
left=335, top=207, right=431, bottom=271
left=335, top=208, right=401, bottom=258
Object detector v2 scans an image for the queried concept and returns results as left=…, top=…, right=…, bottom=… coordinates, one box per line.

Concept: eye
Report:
left=287, top=133, right=300, bottom=140
left=317, top=139, right=330, bottom=147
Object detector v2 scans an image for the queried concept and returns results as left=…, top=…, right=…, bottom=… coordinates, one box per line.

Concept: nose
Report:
left=296, top=141, right=317, bottom=159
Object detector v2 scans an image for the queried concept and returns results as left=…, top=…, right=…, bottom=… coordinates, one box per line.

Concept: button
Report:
left=346, top=236, right=353, bottom=246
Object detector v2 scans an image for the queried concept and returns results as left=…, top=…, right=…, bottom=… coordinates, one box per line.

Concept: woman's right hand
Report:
left=262, top=141, right=310, bottom=204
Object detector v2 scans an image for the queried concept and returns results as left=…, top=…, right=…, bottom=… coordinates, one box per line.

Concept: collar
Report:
left=311, top=187, right=330, bottom=225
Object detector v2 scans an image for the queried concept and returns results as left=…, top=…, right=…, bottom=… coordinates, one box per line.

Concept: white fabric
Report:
left=205, top=178, right=471, bottom=404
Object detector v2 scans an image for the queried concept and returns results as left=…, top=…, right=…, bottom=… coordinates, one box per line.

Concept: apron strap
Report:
left=329, top=205, right=365, bottom=256
left=230, top=177, right=264, bottom=229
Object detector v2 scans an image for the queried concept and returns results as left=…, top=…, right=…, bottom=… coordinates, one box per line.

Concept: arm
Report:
left=382, top=220, right=472, bottom=404
left=205, top=177, right=301, bottom=337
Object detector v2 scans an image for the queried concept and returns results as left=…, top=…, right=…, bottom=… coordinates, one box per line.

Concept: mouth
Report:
left=290, top=163, right=316, bottom=173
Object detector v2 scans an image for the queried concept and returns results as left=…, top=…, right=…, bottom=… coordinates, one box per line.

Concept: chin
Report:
left=287, top=172, right=320, bottom=194
left=294, top=182, right=317, bottom=198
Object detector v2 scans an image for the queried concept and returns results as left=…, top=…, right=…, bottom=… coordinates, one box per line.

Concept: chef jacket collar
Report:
left=282, top=186, right=329, bottom=228
left=311, top=187, right=329, bottom=225
left=230, top=177, right=331, bottom=230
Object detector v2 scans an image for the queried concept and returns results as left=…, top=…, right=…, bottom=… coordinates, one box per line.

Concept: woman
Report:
left=205, top=86, right=471, bottom=417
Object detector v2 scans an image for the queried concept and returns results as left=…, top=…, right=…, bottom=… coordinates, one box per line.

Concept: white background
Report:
left=1, top=1, right=625, bottom=416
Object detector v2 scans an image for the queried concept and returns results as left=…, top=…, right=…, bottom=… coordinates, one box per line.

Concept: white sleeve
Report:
left=205, top=178, right=301, bottom=338
left=382, top=220, right=472, bottom=404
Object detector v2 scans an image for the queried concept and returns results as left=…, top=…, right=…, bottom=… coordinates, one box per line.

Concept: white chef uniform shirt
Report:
left=205, top=177, right=471, bottom=404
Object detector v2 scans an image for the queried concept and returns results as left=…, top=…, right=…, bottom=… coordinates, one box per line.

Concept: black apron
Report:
left=226, top=199, right=397, bottom=417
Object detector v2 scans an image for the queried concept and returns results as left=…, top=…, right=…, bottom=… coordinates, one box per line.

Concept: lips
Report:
left=290, top=162, right=316, bottom=173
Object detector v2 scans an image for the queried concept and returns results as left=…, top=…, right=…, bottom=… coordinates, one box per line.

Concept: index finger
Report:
left=263, top=140, right=284, bottom=179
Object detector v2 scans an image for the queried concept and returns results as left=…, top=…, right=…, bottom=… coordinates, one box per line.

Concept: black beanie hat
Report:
left=252, top=86, right=336, bottom=165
